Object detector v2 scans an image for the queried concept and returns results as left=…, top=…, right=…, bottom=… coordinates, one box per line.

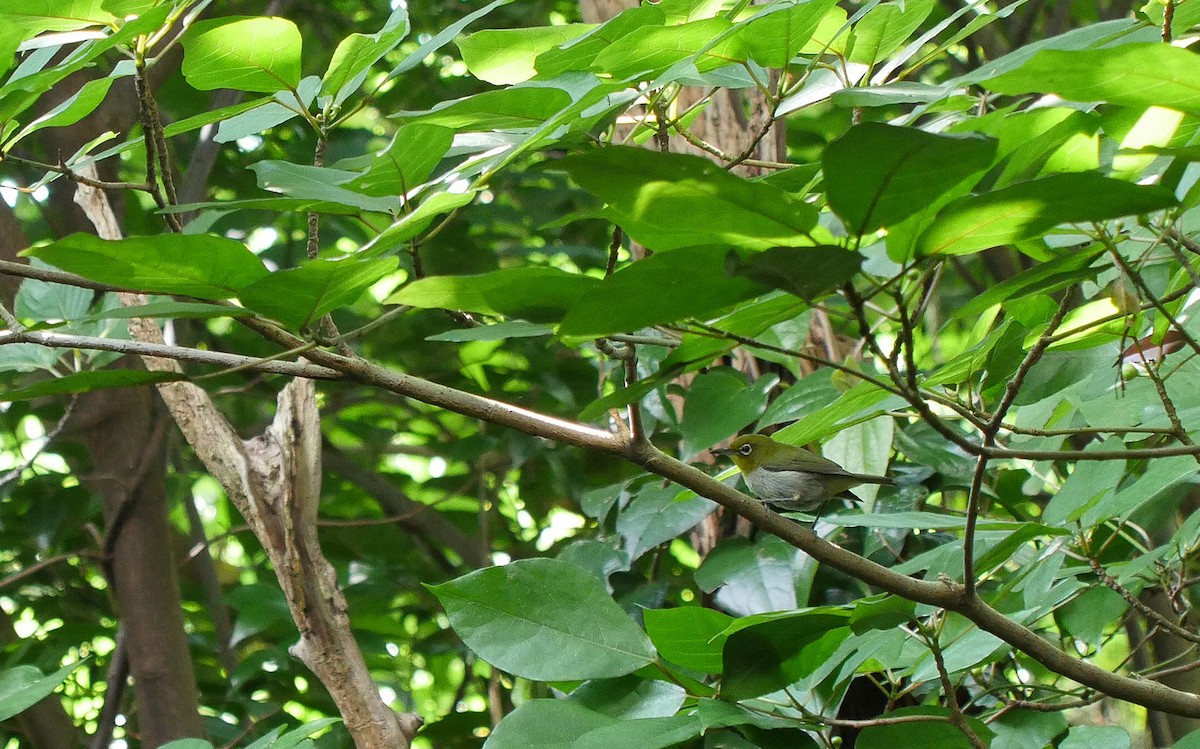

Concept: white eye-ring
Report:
left=739, top=443, right=753, bottom=456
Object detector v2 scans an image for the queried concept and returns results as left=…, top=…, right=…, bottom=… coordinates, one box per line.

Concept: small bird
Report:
left=712, top=434, right=893, bottom=512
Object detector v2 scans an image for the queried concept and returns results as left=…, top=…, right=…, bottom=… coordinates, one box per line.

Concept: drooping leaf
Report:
left=557, top=147, right=819, bottom=251
left=428, top=558, right=656, bottom=681
left=824, top=123, right=996, bottom=235
left=239, top=257, right=399, bottom=329
left=857, top=707, right=994, bottom=749
left=392, top=87, right=572, bottom=130
left=916, top=173, right=1178, bottom=255
left=249, top=161, right=399, bottom=213
left=24, top=234, right=269, bottom=299
left=181, top=16, right=303, bottom=93
left=616, top=483, right=717, bottom=561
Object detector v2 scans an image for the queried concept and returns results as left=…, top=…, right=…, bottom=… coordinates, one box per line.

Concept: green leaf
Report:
left=239, top=257, right=398, bottom=329
left=1060, top=725, right=1131, bottom=749
left=731, top=0, right=841, bottom=68
left=768, top=380, right=897, bottom=444
left=157, top=741, right=213, bottom=749
left=425, top=321, right=553, bottom=342
left=181, top=16, right=302, bottom=93
left=392, top=87, right=573, bottom=130
left=590, top=17, right=740, bottom=79
left=822, top=511, right=1067, bottom=534
left=428, top=558, right=656, bottom=681
left=989, top=710, right=1067, bottom=749
left=3, top=370, right=185, bottom=401
left=695, top=536, right=804, bottom=615
left=361, top=191, right=479, bottom=255
left=847, top=0, right=934, bottom=66
left=725, top=245, right=863, bottom=298
left=24, top=234, right=269, bottom=299
left=569, top=676, right=686, bottom=720
left=0, top=1, right=113, bottom=33
left=0, top=661, right=83, bottom=721
left=345, top=124, right=454, bottom=197
left=387, top=0, right=513, bottom=77
left=78, top=301, right=252, bottom=322
left=559, top=246, right=767, bottom=337
left=321, top=8, right=409, bottom=105
left=14, top=260, right=91, bottom=322
left=643, top=606, right=735, bottom=674
left=616, top=483, right=716, bottom=561
left=557, top=148, right=819, bottom=251
left=721, top=610, right=851, bottom=700
left=680, top=368, right=775, bottom=457
left=459, top=25, right=593, bottom=85
left=916, top=173, right=1178, bottom=255
left=824, top=123, right=996, bottom=235
left=484, top=700, right=611, bottom=748
left=250, top=161, right=399, bottom=213
left=388, top=267, right=598, bottom=322
left=849, top=595, right=916, bottom=634
left=857, top=707, right=994, bottom=748
left=986, top=43, right=1200, bottom=115
left=533, top=5, right=667, bottom=79
left=10, top=74, right=117, bottom=145
left=572, top=716, right=701, bottom=749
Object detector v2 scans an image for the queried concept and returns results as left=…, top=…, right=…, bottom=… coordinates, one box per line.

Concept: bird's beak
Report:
left=711, top=447, right=735, bottom=457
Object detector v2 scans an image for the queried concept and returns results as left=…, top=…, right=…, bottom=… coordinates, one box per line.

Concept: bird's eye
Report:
left=739, top=443, right=753, bottom=456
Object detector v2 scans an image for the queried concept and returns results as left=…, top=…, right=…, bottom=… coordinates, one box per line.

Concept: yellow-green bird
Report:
left=713, top=434, right=893, bottom=512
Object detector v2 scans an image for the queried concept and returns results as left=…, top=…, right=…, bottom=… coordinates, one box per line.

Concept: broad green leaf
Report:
left=0, top=661, right=82, bottom=721
left=250, top=161, right=399, bottom=213
left=823, top=511, right=1067, bottom=534
left=849, top=595, right=915, bottom=634
left=725, top=245, right=862, bottom=298
left=181, top=16, right=302, bottom=93
left=239, top=257, right=398, bottom=329
left=986, top=43, right=1200, bottom=115
left=616, top=483, right=717, bottom=561
left=25, top=234, right=269, bottom=299
left=533, top=5, right=667, bottom=79
left=680, top=368, right=776, bottom=457
left=695, top=536, right=803, bottom=615
left=824, top=123, right=996, bottom=235
left=425, top=321, right=553, bottom=342
left=988, top=710, right=1067, bottom=749
left=847, top=0, right=934, bottom=66
left=558, top=246, right=766, bottom=337
left=643, top=607, right=734, bottom=674
left=730, top=0, right=840, bottom=68
left=769, top=380, right=897, bottom=444
left=951, top=108, right=1100, bottom=187
left=10, top=74, right=117, bottom=145
left=557, top=148, right=819, bottom=251
left=388, top=267, right=599, bottom=322
left=483, top=700, right=613, bottom=749
left=1059, top=725, right=1131, bottom=749
left=590, top=17, right=741, bottom=78
left=857, top=707, right=994, bottom=748
left=916, top=173, right=1178, bottom=255
left=392, top=87, right=572, bottom=130
left=569, top=676, right=686, bottom=720
left=15, top=260, right=91, bottom=322
left=345, top=124, right=454, bottom=197
left=248, top=718, right=341, bottom=749
left=958, top=19, right=1150, bottom=84
left=573, top=716, right=701, bottom=749
left=947, top=245, right=1103, bottom=324
left=156, top=741, right=212, bottom=749
left=0, top=1, right=113, bottom=33
left=459, top=25, right=593, bottom=85
left=428, top=558, right=656, bottom=680
left=2, top=370, right=185, bottom=401
left=321, top=8, right=409, bottom=104
left=721, top=611, right=851, bottom=700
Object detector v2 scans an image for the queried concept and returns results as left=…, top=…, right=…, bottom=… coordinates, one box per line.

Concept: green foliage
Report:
left=3, top=1, right=1200, bottom=748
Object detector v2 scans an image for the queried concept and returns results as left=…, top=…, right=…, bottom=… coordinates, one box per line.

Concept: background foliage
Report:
left=3, top=0, right=1200, bottom=748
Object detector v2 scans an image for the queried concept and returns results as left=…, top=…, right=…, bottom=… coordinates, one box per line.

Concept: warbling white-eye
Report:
left=712, top=434, right=893, bottom=511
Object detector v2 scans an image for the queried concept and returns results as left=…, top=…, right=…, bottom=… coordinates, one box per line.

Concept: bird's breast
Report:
left=744, top=468, right=829, bottom=502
